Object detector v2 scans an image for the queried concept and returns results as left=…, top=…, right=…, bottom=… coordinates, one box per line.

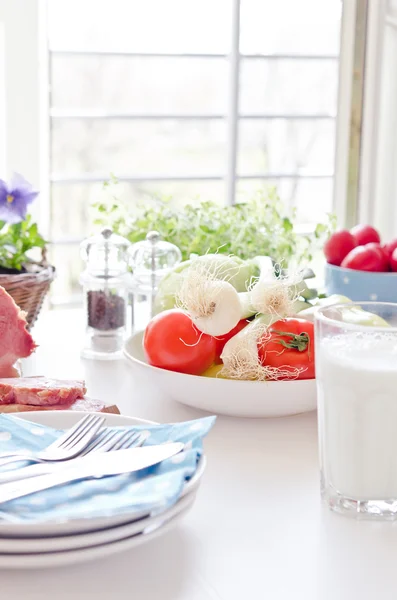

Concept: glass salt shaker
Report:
left=129, top=231, right=181, bottom=330
left=80, top=228, right=131, bottom=360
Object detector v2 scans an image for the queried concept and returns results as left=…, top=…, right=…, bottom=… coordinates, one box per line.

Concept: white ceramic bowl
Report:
left=124, top=331, right=317, bottom=418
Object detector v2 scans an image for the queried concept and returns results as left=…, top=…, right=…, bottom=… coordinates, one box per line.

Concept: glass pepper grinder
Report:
left=129, top=231, right=182, bottom=330
left=80, top=228, right=131, bottom=360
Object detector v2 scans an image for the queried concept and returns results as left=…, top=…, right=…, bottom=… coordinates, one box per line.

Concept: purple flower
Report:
left=0, top=173, right=39, bottom=224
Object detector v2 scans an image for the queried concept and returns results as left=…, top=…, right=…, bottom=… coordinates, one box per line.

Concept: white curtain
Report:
left=371, top=7, right=397, bottom=239
left=0, top=0, right=49, bottom=234
left=0, top=23, right=5, bottom=176
left=334, top=0, right=397, bottom=238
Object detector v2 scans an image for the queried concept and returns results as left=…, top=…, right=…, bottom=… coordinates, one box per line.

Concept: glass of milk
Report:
left=315, top=302, right=397, bottom=519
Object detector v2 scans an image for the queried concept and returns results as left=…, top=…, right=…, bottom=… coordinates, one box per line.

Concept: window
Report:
left=46, top=0, right=342, bottom=302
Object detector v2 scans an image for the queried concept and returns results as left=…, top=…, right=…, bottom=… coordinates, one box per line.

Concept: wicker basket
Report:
left=0, top=263, right=55, bottom=330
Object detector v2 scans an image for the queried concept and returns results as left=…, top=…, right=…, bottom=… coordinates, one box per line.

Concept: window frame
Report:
left=2, top=0, right=346, bottom=305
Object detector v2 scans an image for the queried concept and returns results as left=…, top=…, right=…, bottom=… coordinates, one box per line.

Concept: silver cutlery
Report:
left=0, top=443, right=184, bottom=504
left=0, top=414, right=105, bottom=468
left=0, top=429, right=148, bottom=483
left=81, top=428, right=148, bottom=456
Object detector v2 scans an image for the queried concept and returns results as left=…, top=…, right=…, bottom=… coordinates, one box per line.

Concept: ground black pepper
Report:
left=87, top=290, right=125, bottom=330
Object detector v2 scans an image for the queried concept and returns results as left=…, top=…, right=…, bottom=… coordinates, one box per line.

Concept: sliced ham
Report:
left=0, top=286, right=120, bottom=414
left=0, top=400, right=120, bottom=414
left=0, top=365, right=21, bottom=378
left=0, top=290, right=120, bottom=414
left=0, top=377, right=86, bottom=406
left=0, top=287, right=36, bottom=374
left=0, top=378, right=119, bottom=413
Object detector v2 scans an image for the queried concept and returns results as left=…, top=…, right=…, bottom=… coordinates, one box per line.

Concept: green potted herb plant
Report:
left=0, top=173, right=54, bottom=328
left=93, top=179, right=334, bottom=265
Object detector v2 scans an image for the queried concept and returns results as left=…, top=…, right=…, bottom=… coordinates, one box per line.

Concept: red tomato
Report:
left=383, top=238, right=397, bottom=260
left=143, top=309, right=216, bottom=375
left=350, top=224, right=381, bottom=246
left=341, top=244, right=387, bottom=272
left=365, top=242, right=389, bottom=270
left=323, top=230, right=357, bottom=266
left=257, top=318, right=315, bottom=380
left=390, top=248, right=397, bottom=272
left=214, top=319, right=249, bottom=364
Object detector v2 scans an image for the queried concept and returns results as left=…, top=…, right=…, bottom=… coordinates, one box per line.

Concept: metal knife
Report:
left=0, top=443, right=184, bottom=504
left=0, top=434, right=148, bottom=484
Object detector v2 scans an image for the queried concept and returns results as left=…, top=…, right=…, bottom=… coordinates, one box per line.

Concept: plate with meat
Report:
left=0, top=287, right=37, bottom=379
left=0, top=285, right=118, bottom=414
left=0, top=377, right=119, bottom=414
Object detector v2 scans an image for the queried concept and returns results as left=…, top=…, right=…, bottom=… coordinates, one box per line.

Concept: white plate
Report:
left=0, top=500, right=194, bottom=569
left=0, top=490, right=196, bottom=554
left=0, top=411, right=206, bottom=537
left=124, top=331, right=317, bottom=418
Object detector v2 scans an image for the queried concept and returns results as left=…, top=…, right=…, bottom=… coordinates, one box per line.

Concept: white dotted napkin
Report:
left=0, top=414, right=215, bottom=524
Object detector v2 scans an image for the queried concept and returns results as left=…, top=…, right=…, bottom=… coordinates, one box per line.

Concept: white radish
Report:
left=175, top=254, right=302, bottom=337
left=220, top=308, right=306, bottom=381
left=183, top=278, right=244, bottom=337
left=252, top=256, right=275, bottom=283
left=176, top=257, right=262, bottom=336
left=238, top=291, right=256, bottom=318
left=220, top=315, right=275, bottom=379
left=249, top=272, right=305, bottom=319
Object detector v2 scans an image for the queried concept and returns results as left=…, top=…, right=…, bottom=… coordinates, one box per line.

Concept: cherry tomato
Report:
left=365, top=242, right=389, bottom=271
left=383, top=238, right=397, bottom=260
left=390, top=248, right=397, bottom=272
left=324, top=230, right=357, bottom=266
left=350, top=224, right=381, bottom=246
left=257, top=318, right=315, bottom=380
left=214, top=319, right=249, bottom=364
left=143, top=309, right=216, bottom=375
left=341, top=244, right=387, bottom=272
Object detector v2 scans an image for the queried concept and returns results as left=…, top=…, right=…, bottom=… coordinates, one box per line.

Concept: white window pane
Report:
left=50, top=181, right=225, bottom=240
left=240, top=0, right=342, bottom=55
left=48, top=0, right=232, bottom=53
left=51, top=56, right=227, bottom=114
left=51, top=119, right=226, bottom=177
left=238, top=119, right=335, bottom=175
left=125, top=180, right=225, bottom=206
left=49, top=244, right=82, bottom=301
left=50, top=184, right=93, bottom=240
left=236, top=179, right=333, bottom=224
left=239, top=59, right=338, bottom=115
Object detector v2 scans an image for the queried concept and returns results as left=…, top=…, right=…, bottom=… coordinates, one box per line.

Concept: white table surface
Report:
left=4, top=309, right=397, bottom=600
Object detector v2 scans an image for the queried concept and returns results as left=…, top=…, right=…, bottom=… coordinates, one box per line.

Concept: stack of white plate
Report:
left=0, top=412, right=205, bottom=569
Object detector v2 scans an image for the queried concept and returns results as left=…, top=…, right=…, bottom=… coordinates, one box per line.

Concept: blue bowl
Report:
left=325, top=263, right=397, bottom=302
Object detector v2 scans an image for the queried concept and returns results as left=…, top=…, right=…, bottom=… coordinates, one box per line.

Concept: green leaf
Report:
left=91, top=185, right=334, bottom=267
left=0, top=213, right=47, bottom=270
left=282, top=217, right=293, bottom=232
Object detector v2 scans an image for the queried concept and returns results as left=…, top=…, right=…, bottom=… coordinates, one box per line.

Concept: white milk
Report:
left=317, top=332, right=397, bottom=500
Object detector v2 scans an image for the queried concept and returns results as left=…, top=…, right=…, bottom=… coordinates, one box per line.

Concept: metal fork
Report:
left=80, top=428, right=148, bottom=456
left=0, top=414, right=105, bottom=468
left=0, top=428, right=148, bottom=483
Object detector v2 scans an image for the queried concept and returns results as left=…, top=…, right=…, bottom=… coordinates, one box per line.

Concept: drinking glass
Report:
left=315, top=302, right=397, bottom=519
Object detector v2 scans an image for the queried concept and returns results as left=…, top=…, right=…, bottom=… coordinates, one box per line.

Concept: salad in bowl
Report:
left=124, top=254, right=387, bottom=417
